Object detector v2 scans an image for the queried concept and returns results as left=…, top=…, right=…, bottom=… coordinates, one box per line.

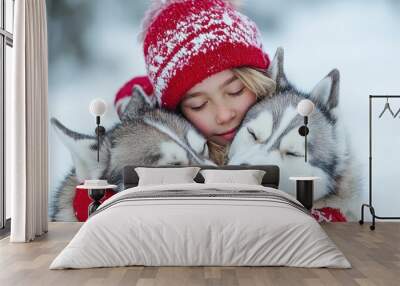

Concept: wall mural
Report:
left=47, top=0, right=400, bottom=223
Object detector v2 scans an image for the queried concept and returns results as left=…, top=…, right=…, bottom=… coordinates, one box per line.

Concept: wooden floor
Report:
left=0, top=222, right=399, bottom=286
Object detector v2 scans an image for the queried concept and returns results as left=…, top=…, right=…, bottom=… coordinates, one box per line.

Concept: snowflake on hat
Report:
left=140, top=0, right=270, bottom=110
left=114, top=75, right=155, bottom=119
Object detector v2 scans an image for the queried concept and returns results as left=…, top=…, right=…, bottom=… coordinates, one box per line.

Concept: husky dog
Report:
left=228, top=48, right=361, bottom=220
left=50, top=86, right=215, bottom=221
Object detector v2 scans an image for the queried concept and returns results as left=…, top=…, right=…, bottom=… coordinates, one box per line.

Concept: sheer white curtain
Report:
left=7, top=0, right=49, bottom=242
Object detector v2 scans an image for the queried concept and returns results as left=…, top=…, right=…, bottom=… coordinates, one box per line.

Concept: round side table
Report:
left=76, top=184, right=117, bottom=216
left=289, top=177, right=320, bottom=210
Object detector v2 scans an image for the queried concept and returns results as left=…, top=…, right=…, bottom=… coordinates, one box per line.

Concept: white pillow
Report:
left=200, top=169, right=266, bottom=185
left=135, top=167, right=201, bottom=186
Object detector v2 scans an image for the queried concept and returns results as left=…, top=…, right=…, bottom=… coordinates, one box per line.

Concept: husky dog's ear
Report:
left=310, top=69, right=340, bottom=112
left=120, top=85, right=156, bottom=121
left=266, top=47, right=289, bottom=89
left=51, top=118, right=109, bottom=182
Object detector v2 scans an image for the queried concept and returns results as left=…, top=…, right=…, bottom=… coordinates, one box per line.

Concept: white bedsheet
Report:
left=50, top=183, right=350, bottom=269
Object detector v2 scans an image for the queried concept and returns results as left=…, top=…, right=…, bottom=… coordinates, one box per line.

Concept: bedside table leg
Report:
left=88, top=189, right=106, bottom=216
left=296, top=180, right=314, bottom=210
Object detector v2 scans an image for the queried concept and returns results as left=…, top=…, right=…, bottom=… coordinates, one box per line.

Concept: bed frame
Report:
left=123, top=165, right=280, bottom=190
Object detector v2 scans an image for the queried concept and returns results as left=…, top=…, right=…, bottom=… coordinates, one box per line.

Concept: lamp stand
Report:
left=298, top=116, right=309, bottom=162
left=95, top=116, right=106, bottom=162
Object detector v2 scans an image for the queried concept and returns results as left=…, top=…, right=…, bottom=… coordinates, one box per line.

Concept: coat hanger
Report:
left=378, top=97, right=395, bottom=118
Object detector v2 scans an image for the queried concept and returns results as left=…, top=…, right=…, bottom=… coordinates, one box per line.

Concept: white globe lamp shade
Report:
left=89, top=99, right=107, bottom=117
left=297, top=99, right=315, bottom=116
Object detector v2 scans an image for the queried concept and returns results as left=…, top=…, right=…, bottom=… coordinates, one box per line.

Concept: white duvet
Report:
left=50, top=183, right=351, bottom=269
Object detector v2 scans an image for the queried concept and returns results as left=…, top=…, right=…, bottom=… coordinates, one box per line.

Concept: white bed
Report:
left=50, top=183, right=350, bottom=269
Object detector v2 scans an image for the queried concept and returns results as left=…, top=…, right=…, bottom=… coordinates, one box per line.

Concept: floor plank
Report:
left=0, top=222, right=399, bottom=286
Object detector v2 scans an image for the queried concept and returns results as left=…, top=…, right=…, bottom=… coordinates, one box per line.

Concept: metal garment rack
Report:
left=359, top=95, right=400, bottom=230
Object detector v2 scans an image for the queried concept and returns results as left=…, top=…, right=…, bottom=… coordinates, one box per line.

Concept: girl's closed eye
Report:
left=188, top=101, right=208, bottom=111
left=226, top=79, right=245, bottom=96
left=228, top=86, right=245, bottom=96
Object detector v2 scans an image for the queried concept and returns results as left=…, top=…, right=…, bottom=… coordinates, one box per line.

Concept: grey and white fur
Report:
left=228, top=47, right=361, bottom=220
left=50, top=86, right=215, bottom=221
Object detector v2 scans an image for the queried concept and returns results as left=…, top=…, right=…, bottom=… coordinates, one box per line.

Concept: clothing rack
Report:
left=359, top=95, right=400, bottom=230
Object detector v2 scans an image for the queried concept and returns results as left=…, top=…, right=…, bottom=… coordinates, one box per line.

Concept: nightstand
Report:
left=76, top=180, right=117, bottom=216
left=289, top=177, right=320, bottom=210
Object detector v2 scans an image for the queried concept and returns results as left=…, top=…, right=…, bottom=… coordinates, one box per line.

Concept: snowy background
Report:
left=47, top=0, right=400, bottom=220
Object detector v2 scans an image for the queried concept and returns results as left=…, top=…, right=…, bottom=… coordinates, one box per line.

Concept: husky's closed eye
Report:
left=247, top=127, right=258, bottom=142
left=245, top=112, right=274, bottom=144
left=279, top=128, right=305, bottom=158
left=285, top=151, right=304, bottom=157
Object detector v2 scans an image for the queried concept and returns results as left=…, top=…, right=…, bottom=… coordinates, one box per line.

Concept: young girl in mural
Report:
left=138, top=0, right=276, bottom=165
left=110, top=0, right=351, bottom=222
left=51, top=0, right=355, bottom=223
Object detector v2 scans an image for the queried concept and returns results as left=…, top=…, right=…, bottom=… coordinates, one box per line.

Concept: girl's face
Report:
left=180, top=69, right=257, bottom=146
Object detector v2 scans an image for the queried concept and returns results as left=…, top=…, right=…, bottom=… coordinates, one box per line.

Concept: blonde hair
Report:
left=208, top=67, right=276, bottom=165
left=232, top=66, right=276, bottom=100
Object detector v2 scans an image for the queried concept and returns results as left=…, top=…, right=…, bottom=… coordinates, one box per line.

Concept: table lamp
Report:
left=89, top=98, right=107, bottom=162
left=297, top=99, right=315, bottom=162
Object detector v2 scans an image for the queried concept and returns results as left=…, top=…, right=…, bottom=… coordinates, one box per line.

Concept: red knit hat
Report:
left=141, top=0, right=270, bottom=110
left=114, top=75, right=154, bottom=117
